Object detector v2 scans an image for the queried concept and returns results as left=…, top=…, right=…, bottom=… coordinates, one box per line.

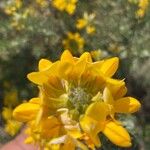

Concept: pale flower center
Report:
left=68, top=86, right=93, bottom=113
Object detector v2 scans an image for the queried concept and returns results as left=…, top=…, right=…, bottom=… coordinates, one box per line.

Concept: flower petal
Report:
left=13, top=103, right=40, bottom=122
left=85, top=102, right=109, bottom=121
left=103, top=121, right=131, bottom=147
left=114, top=97, right=141, bottom=113
left=61, top=50, right=74, bottom=64
left=41, top=116, right=60, bottom=138
left=27, top=71, right=49, bottom=85
left=58, top=61, right=73, bottom=79
left=38, top=59, right=52, bottom=71
left=29, top=97, right=41, bottom=104
left=80, top=116, right=101, bottom=147
left=103, top=87, right=114, bottom=105
left=27, top=61, right=59, bottom=85
left=79, top=52, right=92, bottom=62
left=106, top=80, right=127, bottom=99
left=100, top=57, right=119, bottom=77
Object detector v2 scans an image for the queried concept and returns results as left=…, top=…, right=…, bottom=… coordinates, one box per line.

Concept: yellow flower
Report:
left=136, top=0, right=149, bottom=17
left=2, top=107, right=22, bottom=136
left=86, top=26, right=96, bottom=34
left=4, top=89, right=19, bottom=107
left=63, top=32, right=85, bottom=55
left=4, top=0, right=22, bottom=15
left=90, top=50, right=102, bottom=61
left=108, top=43, right=122, bottom=53
left=76, top=19, right=88, bottom=29
left=4, top=120, right=22, bottom=136
left=2, top=107, right=13, bottom=120
left=52, top=0, right=78, bottom=15
left=76, top=12, right=96, bottom=34
left=13, top=50, right=141, bottom=149
left=80, top=85, right=140, bottom=148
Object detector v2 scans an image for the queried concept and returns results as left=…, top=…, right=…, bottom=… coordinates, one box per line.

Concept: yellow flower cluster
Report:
left=3, top=0, right=29, bottom=30
left=63, top=32, right=85, bottom=55
left=52, top=0, right=78, bottom=15
left=3, top=0, right=49, bottom=30
left=13, top=50, right=141, bottom=149
left=76, top=13, right=96, bottom=34
left=136, top=0, right=149, bottom=17
left=2, top=89, right=22, bottom=136
left=4, top=0, right=22, bottom=15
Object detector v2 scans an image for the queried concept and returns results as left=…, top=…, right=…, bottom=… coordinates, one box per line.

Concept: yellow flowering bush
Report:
left=76, top=12, right=96, bottom=34
left=136, top=0, right=149, bottom=17
left=52, top=0, right=78, bottom=15
left=13, top=50, right=141, bottom=149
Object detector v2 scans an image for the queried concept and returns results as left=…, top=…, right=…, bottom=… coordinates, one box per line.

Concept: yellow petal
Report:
left=29, top=97, right=41, bottom=104
left=79, top=52, right=92, bottom=62
left=13, top=103, right=40, bottom=122
left=89, top=61, right=104, bottom=75
left=58, top=61, right=73, bottom=79
left=103, top=87, right=114, bottom=105
left=80, top=116, right=99, bottom=134
left=85, top=102, right=109, bottom=121
left=27, top=71, right=49, bottom=85
left=80, top=115, right=103, bottom=147
left=38, top=59, right=52, bottom=71
left=106, top=78, right=124, bottom=85
left=42, top=76, right=65, bottom=98
left=27, top=61, right=59, bottom=85
left=100, top=57, right=119, bottom=77
left=62, top=136, right=75, bottom=150
left=72, top=59, right=87, bottom=82
left=106, top=81, right=127, bottom=99
left=60, top=50, right=74, bottom=64
left=103, top=121, right=132, bottom=147
left=114, top=97, right=141, bottom=113
left=106, top=78, right=127, bottom=99
left=41, top=116, right=60, bottom=138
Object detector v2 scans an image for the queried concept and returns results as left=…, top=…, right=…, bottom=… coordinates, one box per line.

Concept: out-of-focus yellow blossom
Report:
left=52, top=0, right=78, bottom=15
left=90, top=50, right=102, bottom=61
left=136, top=0, right=149, bottom=17
left=4, top=0, right=22, bottom=15
left=2, top=86, right=22, bottom=136
left=4, top=89, right=19, bottom=108
left=2, top=107, right=13, bottom=120
left=76, top=13, right=96, bottom=34
left=13, top=50, right=141, bottom=149
left=10, top=7, right=31, bottom=30
left=86, top=26, right=96, bottom=34
left=63, top=32, right=85, bottom=54
left=2, top=107, right=22, bottom=136
left=11, top=19, right=25, bottom=30
left=4, top=120, right=22, bottom=136
left=3, top=1, right=33, bottom=30
left=108, top=43, right=122, bottom=53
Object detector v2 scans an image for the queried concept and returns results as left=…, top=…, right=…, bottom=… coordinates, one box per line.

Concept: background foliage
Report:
left=0, top=0, right=149, bottom=149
